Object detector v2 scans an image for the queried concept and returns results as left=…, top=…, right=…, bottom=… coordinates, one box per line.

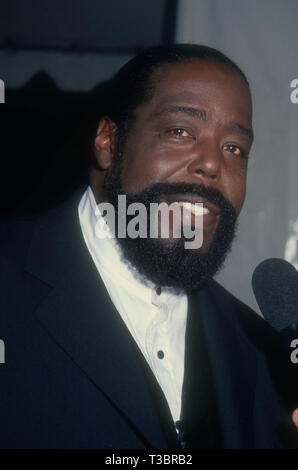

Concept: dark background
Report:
left=0, top=0, right=177, bottom=216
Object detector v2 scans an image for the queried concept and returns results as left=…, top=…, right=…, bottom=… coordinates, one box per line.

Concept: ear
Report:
left=93, top=117, right=117, bottom=170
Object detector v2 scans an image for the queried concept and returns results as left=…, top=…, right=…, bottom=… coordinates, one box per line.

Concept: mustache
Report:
left=122, top=181, right=236, bottom=216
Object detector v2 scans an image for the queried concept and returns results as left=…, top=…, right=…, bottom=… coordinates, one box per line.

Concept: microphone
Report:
left=252, top=258, right=298, bottom=446
left=252, top=258, right=298, bottom=351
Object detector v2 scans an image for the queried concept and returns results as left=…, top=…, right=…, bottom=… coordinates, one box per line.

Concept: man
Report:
left=0, top=44, right=297, bottom=449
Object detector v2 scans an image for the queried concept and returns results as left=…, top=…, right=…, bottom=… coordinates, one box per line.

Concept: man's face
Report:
left=103, top=59, right=253, bottom=290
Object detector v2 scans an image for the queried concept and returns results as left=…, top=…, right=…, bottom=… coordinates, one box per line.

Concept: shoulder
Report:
left=206, top=277, right=262, bottom=322
left=0, top=214, right=38, bottom=270
left=205, top=278, right=280, bottom=349
left=205, top=279, right=295, bottom=404
left=0, top=185, right=87, bottom=271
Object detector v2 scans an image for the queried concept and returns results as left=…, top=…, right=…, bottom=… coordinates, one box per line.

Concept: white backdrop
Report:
left=176, top=0, right=298, bottom=313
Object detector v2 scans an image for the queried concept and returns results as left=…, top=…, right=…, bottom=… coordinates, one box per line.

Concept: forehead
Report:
left=137, top=59, right=252, bottom=125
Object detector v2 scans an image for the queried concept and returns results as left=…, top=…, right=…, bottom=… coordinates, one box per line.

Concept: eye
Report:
left=223, top=144, right=245, bottom=158
left=164, top=128, right=193, bottom=139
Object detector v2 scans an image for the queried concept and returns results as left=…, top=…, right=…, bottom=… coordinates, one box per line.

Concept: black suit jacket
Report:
left=0, top=186, right=297, bottom=449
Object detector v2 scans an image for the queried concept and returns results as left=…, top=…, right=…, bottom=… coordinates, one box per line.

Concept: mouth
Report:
left=156, top=194, right=220, bottom=237
left=161, top=194, right=220, bottom=217
left=177, top=201, right=210, bottom=216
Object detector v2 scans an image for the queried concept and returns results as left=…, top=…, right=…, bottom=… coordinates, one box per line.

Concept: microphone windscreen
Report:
left=252, top=258, right=298, bottom=331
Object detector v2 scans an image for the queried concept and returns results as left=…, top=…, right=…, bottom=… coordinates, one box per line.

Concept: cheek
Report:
left=220, top=157, right=248, bottom=214
left=120, top=155, right=154, bottom=193
left=236, top=185, right=247, bottom=214
left=224, top=172, right=247, bottom=215
left=120, top=144, right=177, bottom=193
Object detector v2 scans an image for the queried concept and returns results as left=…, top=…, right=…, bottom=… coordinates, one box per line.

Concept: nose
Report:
left=187, top=138, right=221, bottom=182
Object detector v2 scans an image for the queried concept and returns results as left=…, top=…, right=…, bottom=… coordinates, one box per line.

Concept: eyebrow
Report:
left=153, top=105, right=254, bottom=141
left=228, top=121, right=254, bottom=140
left=154, top=105, right=207, bottom=120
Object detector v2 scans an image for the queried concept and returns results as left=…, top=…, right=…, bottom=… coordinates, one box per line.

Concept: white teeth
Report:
left=177, top=201, right=210, bottom=216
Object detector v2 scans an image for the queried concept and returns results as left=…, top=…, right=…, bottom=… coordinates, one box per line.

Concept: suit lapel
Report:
left=179, top=291, right=222, bottom=448
left=25, top=187, right=175, bottom=449
left=184, top=282, right=258, bottom=449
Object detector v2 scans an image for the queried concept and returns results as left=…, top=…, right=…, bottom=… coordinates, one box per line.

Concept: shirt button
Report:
left=175, top=420, right=181, bottom=430
left=157, top=350, right=164, bottom=359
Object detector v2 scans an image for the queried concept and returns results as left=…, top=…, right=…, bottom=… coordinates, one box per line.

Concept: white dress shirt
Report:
left=78, top=186, right=188, bottom=424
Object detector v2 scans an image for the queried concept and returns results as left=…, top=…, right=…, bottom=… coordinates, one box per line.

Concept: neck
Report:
left=89, top=167, right=107, bottom=204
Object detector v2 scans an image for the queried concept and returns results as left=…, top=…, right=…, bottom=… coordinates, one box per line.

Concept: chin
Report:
left=159, top=233, right=213, bottom=255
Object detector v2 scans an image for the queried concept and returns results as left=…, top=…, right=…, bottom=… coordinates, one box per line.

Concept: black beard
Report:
left=104, top=145, right=238, bottom=291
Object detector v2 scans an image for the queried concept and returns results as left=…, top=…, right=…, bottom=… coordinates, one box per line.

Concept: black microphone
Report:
left=252, top=258, right=298, bottom=447
left=252, top=258, right=298, bottom=355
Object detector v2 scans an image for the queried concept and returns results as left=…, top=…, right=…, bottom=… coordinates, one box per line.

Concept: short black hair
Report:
left=98, top=43, right=249, bottom=131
